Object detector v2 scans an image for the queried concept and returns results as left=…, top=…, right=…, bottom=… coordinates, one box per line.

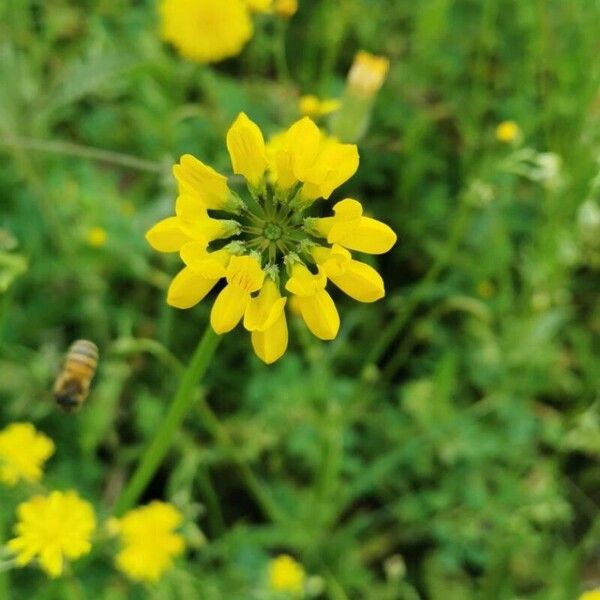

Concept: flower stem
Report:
left=113, top=325, right=221, bottom=516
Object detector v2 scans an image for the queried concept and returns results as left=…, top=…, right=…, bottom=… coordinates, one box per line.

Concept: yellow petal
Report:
left=179, top=240, right=209, bottom=264
left=210, top=284, right=251, bottom=334
left=180, top=243, right=230, bottom=278
left=298, top=95, right=341, bottom=118
left=274, top=117, right=321, bottom=189
left=225, top=255, right=265, bottom=292
left=296, top=289, right=340, bottom=340
left=145, top=217, right=191, bottom=252
left=40, top=548, right=63, bottom=578
left=176, top=195, right=233, bottom=241
left=311, top=244, right=352, bottom=277
left=302, top=143, right=359, bottom=200
left=329, top=216, right=397, bottom=254
left=244, top=279, right=287, bottom=331
left=328, top=259, right=384, bottom=302
left=167, top=266, right=220, bottom=309
left=286, top=117, right=322, bottom=181
left=333, top=198, right=363, bottom=219
left=175, top=194, right=210, bottom=221
left=251, top=311, right=288, bottom=364
left=284, top=263, right=327, bottom=297
left=173, top=154, right=230, bottom=210
left=226, top=113, right=269, bottom=188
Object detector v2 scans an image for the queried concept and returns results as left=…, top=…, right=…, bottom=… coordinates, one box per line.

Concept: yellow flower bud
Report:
left=226, top=112, right=269, bottom=189
left=495, top=120, right=521, bottom=143
left=348, top=51, right=390, bottom=97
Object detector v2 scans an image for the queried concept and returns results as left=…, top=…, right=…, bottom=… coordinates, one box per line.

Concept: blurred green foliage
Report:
left=1, top=0, right=599, bottom=598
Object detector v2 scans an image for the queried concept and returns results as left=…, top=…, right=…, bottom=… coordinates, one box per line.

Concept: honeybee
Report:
left=53, top=340, right=98, bottom=411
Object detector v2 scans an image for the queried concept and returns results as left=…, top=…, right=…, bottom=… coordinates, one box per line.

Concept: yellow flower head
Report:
left=495, top=120, right=521, bottom=143
left=274, top=0, right=298, bottom=17
left=0, top=422, right=54, bottom=486
left=579, top=591, right=600, bottom=600
left=8, top=491, right=96, bottom=578
left=268, top=554, right=306, bottom=594
left=85, top=226, right=107, bottom=248
left=160, top=0, right=253, bottom=63
left=348, top=51, right=390, bottom=97
left=114, top=501, right=185, bottom=584
left=298, top=95, right=341, bottom=119
left=145, top=113, right=396, bottom=364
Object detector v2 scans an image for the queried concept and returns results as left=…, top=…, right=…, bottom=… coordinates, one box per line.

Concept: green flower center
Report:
left=263, top=222, right=282, bottom=241
left=233, top=185, right=313, bottom=266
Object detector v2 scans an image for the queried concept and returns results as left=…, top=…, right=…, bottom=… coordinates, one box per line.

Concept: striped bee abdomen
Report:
left=53, top=340, right=98, bottom=412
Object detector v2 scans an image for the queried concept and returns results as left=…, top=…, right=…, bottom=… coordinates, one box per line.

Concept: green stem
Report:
left=273, top=19, right=291, bottom=83
left=0, top=135, right=165, bottom=173
left=113, top=325, right=221, bottom=515
left=196, top=466, right=226, bottom=537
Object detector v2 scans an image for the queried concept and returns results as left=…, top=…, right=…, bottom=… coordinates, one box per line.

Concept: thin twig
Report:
left=0, top=136, right=166, bottom=174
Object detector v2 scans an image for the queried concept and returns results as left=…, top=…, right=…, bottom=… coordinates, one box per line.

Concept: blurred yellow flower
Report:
left=476, top=280, right=495, bottom=299
left=86, top=226, right=107, bottom=248
left=245, top=0, right=272, bottom=11
left=114, top=501, right=185, bottom=584
left=268, top=554, right=306, bottom=594
left=8, top=491, right=95, bottom=578
left=274, top=0, right=298, bottom=17
left=0, top=422, right=54, bottom=486
left=146, top=113, right=396, bottom=364
left=495, top=120, right=521, bottom=143
left=579, top=591, right=600, bottom=600
left=348, top=51, right=390, bottom=97
left=298, top=95, right=341, bottom=118
left=159, top=0, right=253, bottom=63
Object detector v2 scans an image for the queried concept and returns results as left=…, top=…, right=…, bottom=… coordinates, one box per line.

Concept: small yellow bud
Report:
left=495, top=120, right=521, bottom=143
left=348, top=51, right=390, bottom=97
left=274, top=0, right=297, bottom=17
left=86, top=226, right=107, bottom=248
left=268, top=554, right=306, bottom=594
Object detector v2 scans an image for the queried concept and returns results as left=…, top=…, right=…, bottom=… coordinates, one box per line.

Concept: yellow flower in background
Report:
left=579, top=591, right=600, bottom=600
left=268, top=554, right=306, bottom=594
left=86, top=226, right=107, bottom=248
left=298, top=95, right=341, bottom=118
left=159, top=0, right=253, bottom=63
left=145, top=113, right=396, bottom=363
left=496, top=120, right=521, bottom=143
left=348, top=51, right=390, bottom=97
left=8, top=491, right=95, bottom=578
left=0, top=422, right=54, bottom=486
left=245, top=0, right=272, bottom=11
left=114, top=501, right=185, bottom=584
left=274, top=0, right=298, bottom=17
